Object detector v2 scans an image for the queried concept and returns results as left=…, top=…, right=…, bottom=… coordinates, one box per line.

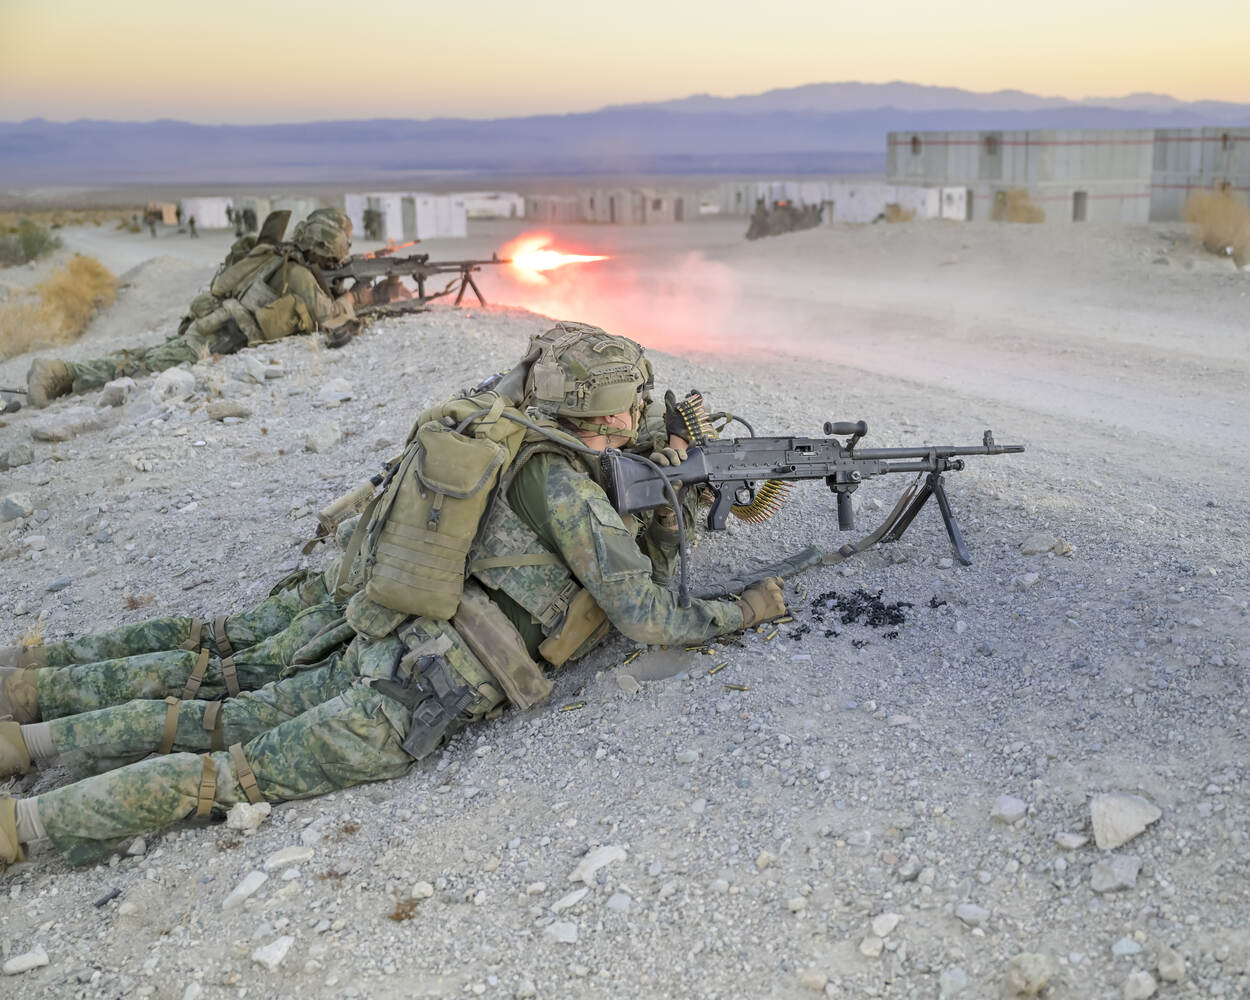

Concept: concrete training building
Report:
left=887, top=127, right=1249, bottom=223
left=344, top=193, right=468, bottom=241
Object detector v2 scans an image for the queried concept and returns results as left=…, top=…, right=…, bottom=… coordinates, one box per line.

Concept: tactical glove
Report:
left=648, top=444, right=688, bottom=467
left=664, top=389, right=709, bottom=445
left=737, top=576, right=786, bottom=628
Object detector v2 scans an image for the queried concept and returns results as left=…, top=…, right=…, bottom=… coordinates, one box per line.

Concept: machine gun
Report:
left=601, top=420, right=1024, bottom=568
left=323, top=252, right=511, bottom=314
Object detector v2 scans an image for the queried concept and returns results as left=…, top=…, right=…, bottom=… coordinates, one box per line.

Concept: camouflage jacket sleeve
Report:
left=508, top=454, right=744, bottom=645
left=281, top=263, right=355, bottom=329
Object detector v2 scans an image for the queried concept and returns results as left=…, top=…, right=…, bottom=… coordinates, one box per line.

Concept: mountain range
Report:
left=2, top=81, right=1246, bottom=185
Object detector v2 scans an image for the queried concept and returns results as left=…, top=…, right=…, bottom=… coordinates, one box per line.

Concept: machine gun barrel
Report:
left=323, top=253, right=512, bottom=308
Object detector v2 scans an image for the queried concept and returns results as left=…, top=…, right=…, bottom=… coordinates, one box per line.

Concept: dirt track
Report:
left=1, top=217, right=1247, bottom=998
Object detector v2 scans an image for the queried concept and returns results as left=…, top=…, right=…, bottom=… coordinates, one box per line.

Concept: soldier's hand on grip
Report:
left=648, top=444, right=688, bottom=467
left=737, top=576, right=786, bottom=628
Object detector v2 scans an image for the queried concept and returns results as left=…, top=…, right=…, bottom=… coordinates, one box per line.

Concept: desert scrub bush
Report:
left=0, top=219, right=63, bottom=266
left=1184, top=189, right=1250, bottom=263
left=0, top=255, right=117, bottom=360
left=882, top=203, right=916, bottom=223
left=992, top=189, right=1045, bottom=223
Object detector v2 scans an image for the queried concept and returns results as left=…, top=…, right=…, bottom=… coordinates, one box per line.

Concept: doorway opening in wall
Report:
left=674, top=199, right=684, bottom=222
left=609, top=197, right=616, bottom=224
left=1072, top=191, right=1088, bottom=222
left=984, top=134, right=1000, bottom=156
left=1221, top=132, right=1232, bottom=151
left=911, top=135, right=922, bottom=155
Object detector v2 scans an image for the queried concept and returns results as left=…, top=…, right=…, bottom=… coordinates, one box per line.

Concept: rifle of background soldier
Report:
left=602, top=419, right=1024, bottom=570
left=324, top=252, right=512, bottom=313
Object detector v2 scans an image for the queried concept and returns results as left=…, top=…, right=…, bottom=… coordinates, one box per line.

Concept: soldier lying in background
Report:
left=25, top=209, right=406, bottom=408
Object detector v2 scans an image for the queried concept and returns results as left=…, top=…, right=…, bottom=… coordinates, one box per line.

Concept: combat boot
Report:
left=26, top=358, right=73, bottom=407
left=0, top=796, right=22, bottom=867
left=0, top=667, right=39, bottom=724
left=0, top=722, right=32, bottom=780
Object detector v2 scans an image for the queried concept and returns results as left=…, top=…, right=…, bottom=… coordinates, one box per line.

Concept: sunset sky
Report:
left=2, top=0, right=1247, bottom=123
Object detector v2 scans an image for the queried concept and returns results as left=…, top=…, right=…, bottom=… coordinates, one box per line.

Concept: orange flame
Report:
left=502, top=232, right=608, bottom=284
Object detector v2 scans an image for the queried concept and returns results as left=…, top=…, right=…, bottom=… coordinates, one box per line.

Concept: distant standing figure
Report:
left=148, top=216, right=157, bottom=238
left=175, top=205, right=183, bottom=225
left=188, top=215, right=198, bottom=238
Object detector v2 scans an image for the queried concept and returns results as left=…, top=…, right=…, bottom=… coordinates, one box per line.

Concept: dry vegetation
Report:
left=0, top=220, right=63, bottom=267
left=0, top=255, right=117, bottom=360
left=0, top=208, right=142, bottom=232
left=1184, top=189, right=1250, bottom=265
left=992, top=188, right=1046, bottom=223
left=882, top=203, right=916, bottom=223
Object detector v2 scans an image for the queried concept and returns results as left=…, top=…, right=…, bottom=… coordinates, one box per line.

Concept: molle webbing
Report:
left=195, top=756, right=216, bottom=818
left=158, top=697, right=181, bottom=755
left=202, top=700, right=225, bottom=751
left=180, top=648, right=211, bottom=700
left=179, top=618, right=204, bottom=652
left=229, top=743, right=263, bottom=804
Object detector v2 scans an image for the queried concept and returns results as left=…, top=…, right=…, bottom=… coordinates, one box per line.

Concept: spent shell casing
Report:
left=623, top=649, right=643, bottom=666
left=764, top=629, right=778, bottom=641
left=775, top=615, right=794, bottom=624
left=708, top=661, right=728, bottom=675
left=560, top=702, right=585, bottom=712
left=723, top=683, right=750, bottom=692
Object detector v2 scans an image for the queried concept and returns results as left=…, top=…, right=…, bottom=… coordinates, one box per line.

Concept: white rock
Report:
left=1055, top=831, right=1088, bottom=850
left=605, top=892, right=632, bottom=913
left=1091, top=793, right=1161, bottom=849
left=152, top=368, right=197, bottom=401
left=226, top=801, right=271, bottom=831
left=304, top=422, right=342, bottom=454
left=223, top=870, right=268, bottom=909
left=126, top=836, right=147, bottom=856
left=3, top=945, right=50, bottom=975
left=675, top=749, right=698, bottom=764
left=1156, top=945, right=1185, bottom=982
left=545, top=921, right=578, bottom=944
left=239, top=356, right=267, bottom=383
left=250, top=935, right=294, bottom=971
left=787, top=896, right=807, bottom=913
left=181, top=984, right=203, bottom=1000
left=117, top=900, right=138, bottom=916
left=954, top=902, right=989, bottom=927
left=1091, top=855, right=1142, bottom=893
left=756, top=850, right=776, bottom=870
left=29, top=406, right=105, bottom=442
left=800, top=970, right=829, bottom=990
left=1112, top=937, right=1143, bottom=956
left=871, top=912, right=901, bottom=938
left=1004, top=953, right=1055, bottom=996
left=411, top=881, right=435, bottom=899
left=263, top=845, right=313, bottom=871
left=939, top=967, right=968, bottom=997
left=1020, top=532, right=1058, bottom=555
left=568, top=844, right=626, bottom=883
left=98, top=377, right=137, bottom=407
left=616, top=673, right=641, bottom=694
left=991, top=795, right=1028, bottom=824
left=552, top=888, right=589, bottom=912
left=859, top=935, right=884, bottom=957
left=1123, top=970, right=1157, bottom=1000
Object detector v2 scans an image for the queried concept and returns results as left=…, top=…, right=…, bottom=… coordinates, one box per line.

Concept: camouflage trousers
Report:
left=31, top=567, right=339, bottom=719
left=38, top=644, right=414, bottom=867
left=37, top=603, right=352, bottom=721
left=63, top=318, right=237, bottom=394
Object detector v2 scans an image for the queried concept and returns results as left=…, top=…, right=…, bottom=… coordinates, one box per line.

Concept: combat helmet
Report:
left=526, top=322, right=652, bottom=438
left=292, top=208, right=353, bottom=266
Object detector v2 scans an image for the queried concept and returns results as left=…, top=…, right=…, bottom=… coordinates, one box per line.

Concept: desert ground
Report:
left=1, top=213, right=1247, bottom=1000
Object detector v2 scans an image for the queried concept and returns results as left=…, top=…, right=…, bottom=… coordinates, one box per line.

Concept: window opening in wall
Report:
left=652, top=198, right=662, bottom=211
left=910, top=135, right=922, bottom=155
left=1222, top=132, right=1232, bottom=151
left=984, top=134, right=999, bottom=155
left=1072, top=190, right=1087, bottom=222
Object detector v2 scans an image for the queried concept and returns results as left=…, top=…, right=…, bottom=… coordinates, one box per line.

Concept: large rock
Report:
left=152, top=368, right=197, bottom=401
left=30, top=406, right=104, bottom=442
left=0, top=493, right=34, bottom=522
left=2, top=945, right=50, bottom=975
left=991, top=795, right=1028, bottom=824
left=1091, top=793, right=1161, bottom=849
left=0, top=443, right=35, bottom=470
left=1019, top=533, right=1059, bottom=555
left=1123, top=970, right=1157, bottom=999
left=304, top=423, right=342, bottom=454
left=1004, top=953, right=1056, bottom=997
left=250, top=936, right=294, bottom=971
left=206, top=400, right=251, bottom=421
left=97, top=377, right=137, bottom=407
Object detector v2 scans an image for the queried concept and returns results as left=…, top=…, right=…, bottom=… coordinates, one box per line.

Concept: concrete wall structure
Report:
left=345, top=193, right=467, bottom=240
left=887, top=127, right=1250, bottom=223
left=270, top=196, right=320, bottom=228
left=525, top=195, right=581, bottom=224
left=456, top=192, right=524, bottom=219
left=178, top=197, right=233, bottom=229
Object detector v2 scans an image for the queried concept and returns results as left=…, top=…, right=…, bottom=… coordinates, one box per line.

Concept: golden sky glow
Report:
left=2, top=0, right=1248, bottom=122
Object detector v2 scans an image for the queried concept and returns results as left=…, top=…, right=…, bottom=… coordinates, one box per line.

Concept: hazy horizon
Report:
left=3, top=0, right=1248, bottom=123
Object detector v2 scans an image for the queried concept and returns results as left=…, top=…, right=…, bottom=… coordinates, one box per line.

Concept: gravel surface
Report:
left=1, top=219, right=1247, bottom=999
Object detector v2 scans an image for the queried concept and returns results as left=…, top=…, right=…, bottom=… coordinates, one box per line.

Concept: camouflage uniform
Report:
left=8, top=327, right=769, bottom=868
left=25, top=563, right=342, bottom=720
left=37, top=210, right=357, bottom=401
